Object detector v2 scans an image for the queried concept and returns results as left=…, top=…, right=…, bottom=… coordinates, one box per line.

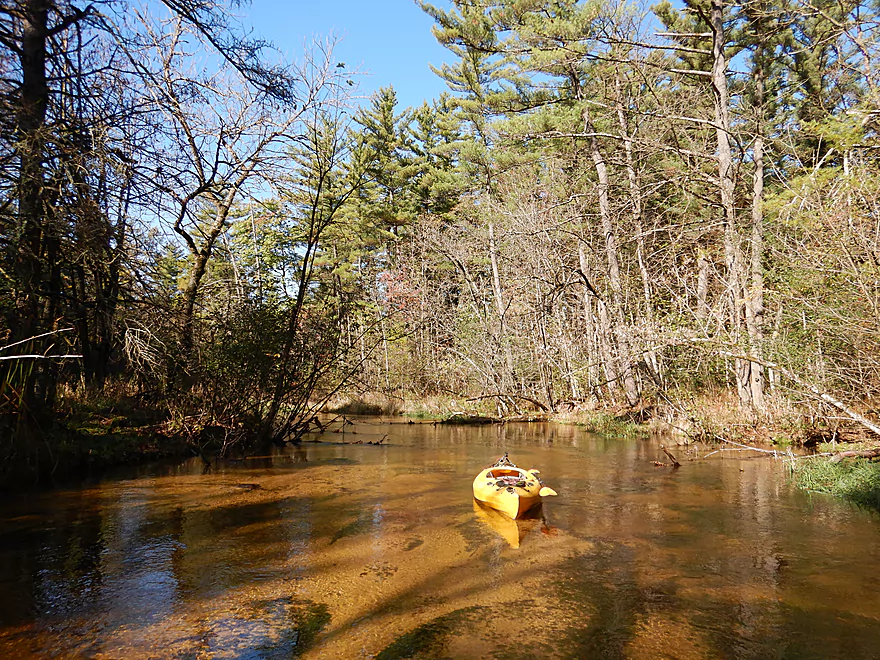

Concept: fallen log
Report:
left=829, top=448, right=880, bottom=463
left=440, top=414, right=499, bottom=425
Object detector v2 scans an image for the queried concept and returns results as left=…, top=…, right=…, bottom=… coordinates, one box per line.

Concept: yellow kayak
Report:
left=472, top=453, right=557, bottom=519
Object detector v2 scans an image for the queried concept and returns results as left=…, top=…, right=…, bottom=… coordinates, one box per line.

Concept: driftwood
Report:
left=701, top=440, right=880, bottom=464
left=303, top=433, right=389, bottom=446
left=660, top=445, right=681, bottom=468
left=441, top=414, right=499, bottom=425
left=829, top=448, right=880, bottom=463
left=718, top=439, right=783, bottom=457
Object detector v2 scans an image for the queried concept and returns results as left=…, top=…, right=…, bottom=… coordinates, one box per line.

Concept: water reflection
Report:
left=471, top=499, right=542, bottom=548
left=0, top=420, right=879, bottom=658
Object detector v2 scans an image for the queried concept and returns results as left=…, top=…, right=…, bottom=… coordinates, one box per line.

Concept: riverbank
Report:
left=4, top=389, right=879, bottom=512
left=0, top=396, right=192, bottom=491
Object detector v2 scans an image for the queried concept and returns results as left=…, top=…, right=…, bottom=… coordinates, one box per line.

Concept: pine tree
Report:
left=409, top=95, right=466, bottom=217
left=353, top=86, right=418, bottom=233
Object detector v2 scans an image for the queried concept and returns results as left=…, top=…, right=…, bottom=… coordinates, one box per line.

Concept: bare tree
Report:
left=125, top=13, right=345, bottom=363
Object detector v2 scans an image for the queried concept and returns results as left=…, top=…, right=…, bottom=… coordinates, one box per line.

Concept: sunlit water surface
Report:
left=1, top=419, right=879, bottom=659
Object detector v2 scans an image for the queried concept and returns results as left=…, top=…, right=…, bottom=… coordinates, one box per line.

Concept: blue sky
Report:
left=245, top=1, right=454, bottom=110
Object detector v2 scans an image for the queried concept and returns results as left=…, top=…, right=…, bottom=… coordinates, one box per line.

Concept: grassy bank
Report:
left=0, top=426, right=191, bottom=491
left=789, top=442, right=880, bottom=512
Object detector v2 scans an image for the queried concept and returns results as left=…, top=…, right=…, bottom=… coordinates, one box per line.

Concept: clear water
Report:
left=1, top=419, right=878, bottom=658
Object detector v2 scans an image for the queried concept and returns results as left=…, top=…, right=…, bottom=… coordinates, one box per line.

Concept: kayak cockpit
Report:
left=486, top=468, right=529, bottom=479
left=484, top=468, right=536, bottom=489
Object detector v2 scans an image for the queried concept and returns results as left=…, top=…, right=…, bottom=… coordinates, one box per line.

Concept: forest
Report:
left=1, top=0, right=879, bottom=493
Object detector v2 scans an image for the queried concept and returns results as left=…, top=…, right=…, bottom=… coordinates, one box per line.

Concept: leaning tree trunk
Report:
left=178, top=175, right=250, bottom=362
left=180, top=222, right=225, bottom=359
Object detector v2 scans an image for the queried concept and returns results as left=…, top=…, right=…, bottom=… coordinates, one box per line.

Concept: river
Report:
left=1, top=419, right=879, bottom=658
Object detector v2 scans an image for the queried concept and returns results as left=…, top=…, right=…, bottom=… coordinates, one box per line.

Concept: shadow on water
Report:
left=545, top=539, right=880, bottom=660
left=374, top=606, right=490, bottom=660
left=0, top=488, right=337, bottom=658
left=689, top=596, right=880, bottom=660
left=551, top=540, right=650, bottom=659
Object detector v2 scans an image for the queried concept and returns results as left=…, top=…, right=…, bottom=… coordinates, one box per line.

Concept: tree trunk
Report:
left=582, top=106, right=640, bottom=407
left=696, top=249, right=710, bottom=324
left=488, top=221, right=515, bottom=389
left=710, top=0, right=751, bottom=408
left=12, top=0, right=50, bottom=409
left=744, top=55, right=766, bottom=411
left=616, top=76, right=661, bottom=385
left=578, top=244, right=601, bottom=397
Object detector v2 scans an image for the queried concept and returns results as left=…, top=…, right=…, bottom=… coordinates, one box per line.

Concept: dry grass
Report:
left=324, top=393, right=404, bottom=416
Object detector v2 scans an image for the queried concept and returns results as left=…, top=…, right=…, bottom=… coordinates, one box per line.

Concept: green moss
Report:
left=402, top=410, right=444, bottom=420
left=249, top=597, right=331, bottom=656
left=815, top=440, right=873, bottom=454
left=375, top=619, right=450, bottom=659
left=791, top=458, right=880, bottom=511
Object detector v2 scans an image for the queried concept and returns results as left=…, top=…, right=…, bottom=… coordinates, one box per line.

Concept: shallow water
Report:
left=1, top=419, right=879, bottom=659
